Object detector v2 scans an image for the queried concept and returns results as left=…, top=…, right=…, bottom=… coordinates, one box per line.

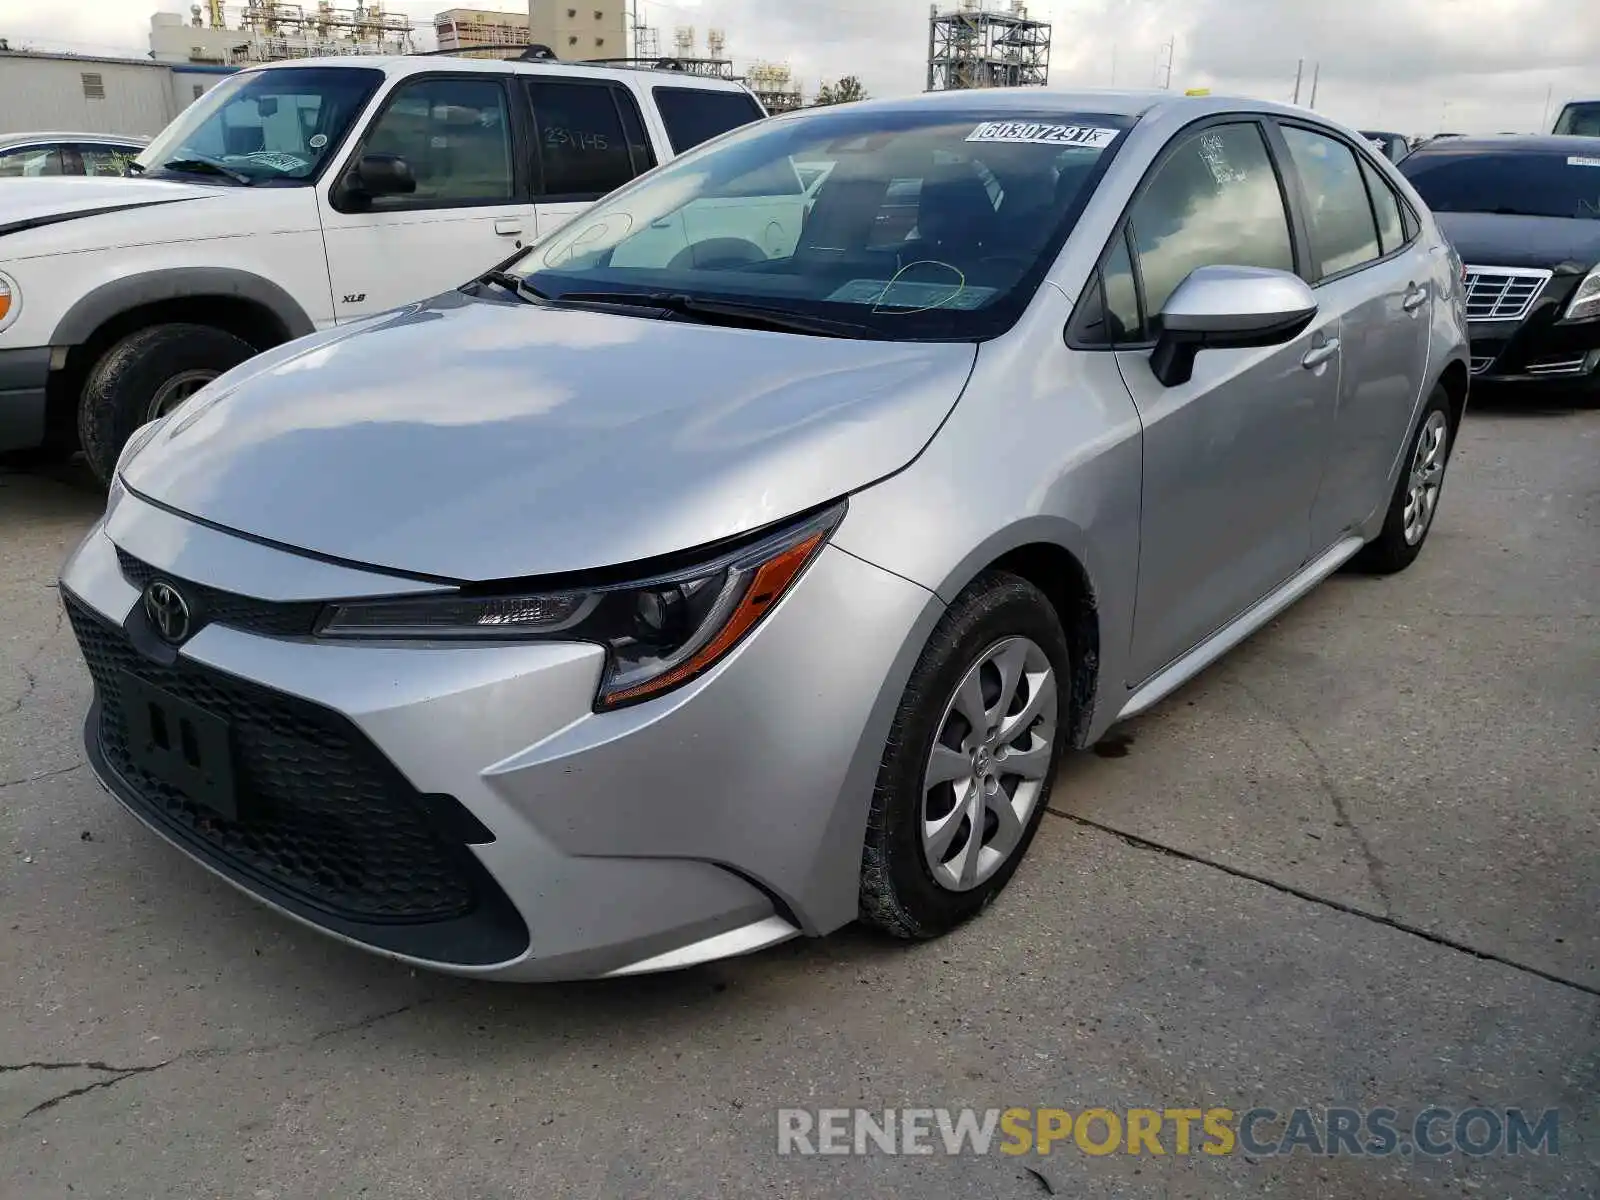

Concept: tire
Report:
left=78, top=323, right=256, bottom=485
left=860, top=571, right=1071, bottom=940
left=1351, top=385, right=1455, bottom=575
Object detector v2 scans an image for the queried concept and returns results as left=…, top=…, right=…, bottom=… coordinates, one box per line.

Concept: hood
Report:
left=0, top=177, right=215, bottom=239
left=1434, top=212, right=1600, bottom=272
left=122, top=292, right=978, bottom=582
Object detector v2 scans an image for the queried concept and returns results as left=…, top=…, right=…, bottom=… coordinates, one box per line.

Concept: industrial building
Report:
left=433, top=8, right=531, bottom=59
left=148, top=2, right=414, bottom=65
left=0, top=49, right=235, bottom=138
left=927, top=0, right=1052, bottom=92
left=746, top=63, right=804, bottom=113
left=527, top=0, right=627, bottom=62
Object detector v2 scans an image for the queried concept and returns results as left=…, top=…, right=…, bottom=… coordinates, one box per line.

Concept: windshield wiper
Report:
left=554, top=291, right=875, bottom=338
left=478, top=270, right=551, bottom=304
left=152, top=157, right=254, bottom=186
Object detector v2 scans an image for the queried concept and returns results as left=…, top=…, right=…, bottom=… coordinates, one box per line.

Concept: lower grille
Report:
left=67, top=594, right=484, bottom=927
left=1525, top=355, right=1590, bottom=377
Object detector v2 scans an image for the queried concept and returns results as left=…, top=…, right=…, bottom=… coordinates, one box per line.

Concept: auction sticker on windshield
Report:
left=967, top=122, right=1118, bottom=149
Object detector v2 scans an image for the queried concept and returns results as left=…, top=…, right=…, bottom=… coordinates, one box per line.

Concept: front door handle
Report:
left=1302, top=337, right=1341, bottom=370
left=494, top=218, right=523, bottom=236
left=1403, top=284, right=1429, bottom=312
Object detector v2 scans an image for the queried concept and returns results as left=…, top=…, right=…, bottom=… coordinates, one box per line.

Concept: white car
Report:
left=0, top=131, right=147, bottom=178
left=0, top=53, right=772, bottom=481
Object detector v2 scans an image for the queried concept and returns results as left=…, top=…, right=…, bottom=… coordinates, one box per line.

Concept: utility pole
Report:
left=1541, top=82, right=1554, bottom=132
left=1308, top=61, right=1320, bottom=109
left=1292, top=58, right=1303, bottom=105
left=1156, top=35, right=1174, bottom=90
left=1110, top=44, right=1117, bottom=87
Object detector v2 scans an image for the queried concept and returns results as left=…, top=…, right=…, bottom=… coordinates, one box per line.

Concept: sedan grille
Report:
left=116, top=548, right=323, bottom=638
left=1462, top=266, right=1551, bottom=322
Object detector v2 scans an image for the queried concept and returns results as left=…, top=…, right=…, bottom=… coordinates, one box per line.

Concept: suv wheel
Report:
left=860, top=571, right=1070, bottom=940
left=78, top=323, right=256, bottom=484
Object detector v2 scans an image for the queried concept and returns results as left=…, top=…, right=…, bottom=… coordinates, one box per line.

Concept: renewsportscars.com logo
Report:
left=776, top=1106, right=1562, bottom=1159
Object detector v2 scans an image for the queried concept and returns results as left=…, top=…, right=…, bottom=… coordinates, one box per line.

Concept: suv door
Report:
left=319, top=73, right=535, bottom=321
left=522, top=78, right=657, bottom=242
left=1273, top=124, right=1435, bottom=551
left=1102, top=120, right=1341, bottom=684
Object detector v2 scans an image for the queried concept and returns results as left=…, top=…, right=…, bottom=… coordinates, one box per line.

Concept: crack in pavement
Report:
left=0, top=762, right=86, bottom=790
left=3, top=999, right=442, bottom=1127
left=1047, top=808, right=1600, bottom=1000
left=2, top=605, right=66, bottom=719
left=1231, top=676, right=1393, bottom=917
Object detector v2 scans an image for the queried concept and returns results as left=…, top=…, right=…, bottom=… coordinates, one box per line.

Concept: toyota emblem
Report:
left=143, top=580, right=192, bottom=645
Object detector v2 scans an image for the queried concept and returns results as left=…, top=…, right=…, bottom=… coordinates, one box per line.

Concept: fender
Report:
left=50, top=267, right=316, bottom=347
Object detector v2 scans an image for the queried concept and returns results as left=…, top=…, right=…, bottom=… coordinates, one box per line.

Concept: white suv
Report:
left=0, top=52, right=772, bottom=481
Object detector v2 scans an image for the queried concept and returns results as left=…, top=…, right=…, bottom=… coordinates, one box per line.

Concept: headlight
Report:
left=1566, top=264, right=1600, bottom=321
left=318, top=502, right=846, bottom=709
left=0, top=271, right=18, bottom=331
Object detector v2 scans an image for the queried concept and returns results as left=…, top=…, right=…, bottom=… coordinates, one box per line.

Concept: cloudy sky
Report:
left=2, top=0, right=1595, bottom=136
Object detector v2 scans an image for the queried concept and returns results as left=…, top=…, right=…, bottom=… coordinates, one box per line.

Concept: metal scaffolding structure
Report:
left=926, top=0, right=1051, bottom=92
left=433, top=8, right=530, bottom=60
left=174, top=2, right=415, bottom=61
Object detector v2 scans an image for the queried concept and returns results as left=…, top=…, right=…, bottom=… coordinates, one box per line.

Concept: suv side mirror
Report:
left=345, top=153, right=416, bottom=203
left=1150, top=265, right=1318, bottom=387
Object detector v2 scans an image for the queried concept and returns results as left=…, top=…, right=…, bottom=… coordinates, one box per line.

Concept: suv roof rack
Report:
left=413, top=44, right=559, bottom=61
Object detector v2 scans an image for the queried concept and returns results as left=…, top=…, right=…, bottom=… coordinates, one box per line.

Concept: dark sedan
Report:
left=1399, top=136, right=1600, bottom=391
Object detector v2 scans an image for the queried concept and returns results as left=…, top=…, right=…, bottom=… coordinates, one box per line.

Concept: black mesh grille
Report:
left=116, top=548, right=324, bottom=638
left=67, top=594, right=481, bottom=925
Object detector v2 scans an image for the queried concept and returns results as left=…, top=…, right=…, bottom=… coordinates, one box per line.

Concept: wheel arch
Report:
left=41, top=268, right=314, bottom=449
left=927, top=519, right=1104, bottom=750
left=1436, top=355, right=1469, bottom=432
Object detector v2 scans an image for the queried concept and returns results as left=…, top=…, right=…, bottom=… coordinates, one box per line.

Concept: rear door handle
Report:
left=1301, top=337, right=1341, bottom=370
left=494, top=218, right=523, bottom=236
left=1403, top=285, right=1429, bottom=312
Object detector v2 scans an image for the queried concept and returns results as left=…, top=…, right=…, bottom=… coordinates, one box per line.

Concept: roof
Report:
left=243, top=53, right=752, bottom=92
left=0, top=130, right=149, bottom=149
left=1408, top=134, right=1600, bottom=154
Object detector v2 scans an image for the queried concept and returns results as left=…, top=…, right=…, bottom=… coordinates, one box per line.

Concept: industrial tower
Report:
left=927, top=0, right=1051, bottom=92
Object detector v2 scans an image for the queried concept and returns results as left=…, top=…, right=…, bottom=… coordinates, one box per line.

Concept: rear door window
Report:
left=528, top=80, right=639, bottom=199
left=1281, top=126, right=1383, bottom=278
left=652, top=87, right=765, bottom=154
left=1360, top=158, right=1406, bottom=255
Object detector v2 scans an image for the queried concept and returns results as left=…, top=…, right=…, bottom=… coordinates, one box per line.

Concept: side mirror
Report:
left=346, top=153, right=416, bottom=202
left=1150, top=265, right=1318, bottom=388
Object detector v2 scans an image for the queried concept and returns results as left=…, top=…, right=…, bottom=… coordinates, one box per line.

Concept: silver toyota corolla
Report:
left=62, top=89, right=1469, bottom=980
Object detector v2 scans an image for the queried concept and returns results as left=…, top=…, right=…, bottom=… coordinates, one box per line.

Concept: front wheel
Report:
left=78, top=323, right=256, bottom=485
left=1351, top=385, right=1454, bottom=575
left=859, top=572, right=1070, bottom=940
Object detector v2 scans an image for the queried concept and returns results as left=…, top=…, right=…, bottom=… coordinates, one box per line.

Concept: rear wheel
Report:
left=78, top=323, right=256, bottom=484
left=860, top=572, right=1069, bottom=940
left=1352, top=385, right=1454, bottom=575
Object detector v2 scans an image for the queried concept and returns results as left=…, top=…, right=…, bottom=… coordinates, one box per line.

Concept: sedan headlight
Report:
left=318, top=502, right=846, bottom=709
left=1566, top=264, right=1600, bottom=321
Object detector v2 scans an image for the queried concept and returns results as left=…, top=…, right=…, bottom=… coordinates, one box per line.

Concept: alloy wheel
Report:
left=1403, top=410, right=1450, bottom=546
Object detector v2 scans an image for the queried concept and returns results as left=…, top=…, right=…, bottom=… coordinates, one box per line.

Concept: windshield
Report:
left=135, top=66, right=383, bottom=184
left=513, top=106, right=1134, bottom=340
left=1400, top=150, right=1600, bottom=220
left=1554, top=102, right=1600, bottom=137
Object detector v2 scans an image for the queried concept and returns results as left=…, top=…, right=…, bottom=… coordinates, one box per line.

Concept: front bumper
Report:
left=60, top=488, right=939, bottom=981
left=1468, top=277, right=1600, bottom=386
left=0, top=345, right=50, bottom=453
